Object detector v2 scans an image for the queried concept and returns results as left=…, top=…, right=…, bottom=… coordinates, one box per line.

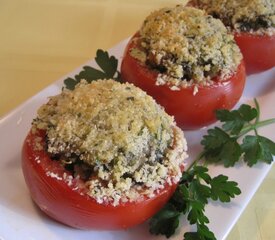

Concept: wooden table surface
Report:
left=0, top=0, right=274, bottom=239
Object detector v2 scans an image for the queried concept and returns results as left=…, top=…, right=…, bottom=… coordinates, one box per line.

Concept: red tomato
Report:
left=121, top=36, right=246, bottom=130
left=22, top=129, right=178, bottom=230
left=234, top=32, right=275, bottom=74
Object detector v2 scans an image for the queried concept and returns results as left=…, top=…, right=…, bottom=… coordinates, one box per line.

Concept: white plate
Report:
left=0, top=39, right=274, bottom=240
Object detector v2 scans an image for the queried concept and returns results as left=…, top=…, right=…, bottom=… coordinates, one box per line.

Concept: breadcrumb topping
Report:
left=130, top=6, right=242, bottom=90
left=191, top=0, right=275, bottom=35
left=32, top=80, right=188, bottom=206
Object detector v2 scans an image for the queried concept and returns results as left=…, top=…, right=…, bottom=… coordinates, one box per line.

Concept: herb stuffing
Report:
left=191, top=0, right=275, bottom=35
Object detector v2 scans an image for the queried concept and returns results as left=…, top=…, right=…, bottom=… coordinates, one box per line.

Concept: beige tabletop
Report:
left=0, top=0, right=274, bottom=239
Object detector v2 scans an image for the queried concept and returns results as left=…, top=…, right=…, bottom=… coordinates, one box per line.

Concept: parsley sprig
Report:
left=150, top=99, right=275, bottom=239
left=149, top=166, right=241, bottom=240
left=202, top=99, right=275, bottom=167
left=64, top=49, right=121, bottom=90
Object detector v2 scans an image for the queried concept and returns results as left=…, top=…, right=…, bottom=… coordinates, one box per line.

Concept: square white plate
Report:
left=0, top=39, right=274, bottom=240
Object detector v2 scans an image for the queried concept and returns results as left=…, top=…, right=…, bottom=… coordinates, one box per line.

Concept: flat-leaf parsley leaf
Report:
left=201, top=127, right=242, bottom=167
left=64, top=49, right=121, bottom=90
left=216, top=104, right=258, bottom=135
left=210, top=175, right=241, bottom=202
left=149, top=203, right=180, bottom=238
left=242, top=135, right=275, bottom=166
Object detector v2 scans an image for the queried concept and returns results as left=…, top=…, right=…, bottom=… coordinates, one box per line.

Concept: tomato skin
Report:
left=22, top=130, right=178, bottom=230
left=234, top=32, right=275, bottom=74
left=121, top=36, right=246, bottom=130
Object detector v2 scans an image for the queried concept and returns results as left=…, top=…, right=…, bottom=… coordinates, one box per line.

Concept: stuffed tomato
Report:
left=121, top=6, right=245, bottom=130
left=22, top=79, right=188, bottom=230
left=191, top=0, right=275, bottom=74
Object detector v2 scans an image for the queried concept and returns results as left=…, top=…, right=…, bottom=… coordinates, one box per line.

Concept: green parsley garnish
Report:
left=150, top=99, right=275, bottom=240
left=202, top=99, right=275, bottom=167
left=150, top=166, right=241, bottom=239
left=64, top=49, right=121, bottom=90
